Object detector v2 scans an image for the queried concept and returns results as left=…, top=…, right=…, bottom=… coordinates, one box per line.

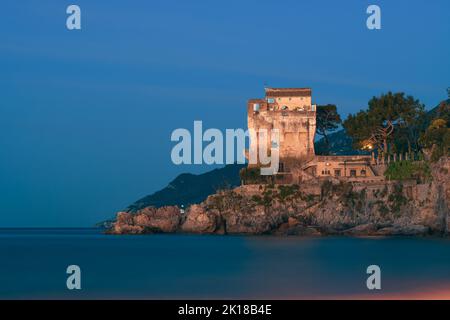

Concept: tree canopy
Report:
left=343, top=92, right=425, bottom=154
left=315, top=104, right=341, bottom=154
left=419, top=108, right=450, bottom=162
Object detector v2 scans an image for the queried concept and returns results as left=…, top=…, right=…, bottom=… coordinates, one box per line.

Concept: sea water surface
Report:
left=0, top=228, right=450, bottom=299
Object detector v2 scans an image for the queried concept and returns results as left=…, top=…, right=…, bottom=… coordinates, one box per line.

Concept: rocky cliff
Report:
left=107, top=157, right=450, bottom=236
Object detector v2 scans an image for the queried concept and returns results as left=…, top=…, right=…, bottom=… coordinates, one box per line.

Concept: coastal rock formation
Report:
left=108, top=157, right=450, bottom=237
left=181, top=204, right=220, bottom=233
left=111, top=206, right=180, bottom=234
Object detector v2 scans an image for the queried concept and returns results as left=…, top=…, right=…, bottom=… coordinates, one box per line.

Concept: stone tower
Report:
left=247, top=87, right=316, bottom=170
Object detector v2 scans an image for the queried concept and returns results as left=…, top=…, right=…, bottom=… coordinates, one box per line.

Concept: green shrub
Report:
left=239, top=167, right=273, bottom=184
left=378, top=202, right=390, bottom=216
left=320, top=180, right=333, bottom=199
left=387, top=182, right=408, bottom=214
left=251, top=195, right=262, bottom=203
left=419, top=118, right=450, bottom=162
left=277, top=184, right=300, bottom=200
left=384, top=160, right=431, bottom=183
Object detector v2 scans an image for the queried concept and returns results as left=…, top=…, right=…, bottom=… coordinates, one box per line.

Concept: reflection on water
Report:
left=0, top=229, right=449, bottom=299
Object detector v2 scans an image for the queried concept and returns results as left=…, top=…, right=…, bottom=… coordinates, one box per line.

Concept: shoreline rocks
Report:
left=107, top=157, right=450, bottom=237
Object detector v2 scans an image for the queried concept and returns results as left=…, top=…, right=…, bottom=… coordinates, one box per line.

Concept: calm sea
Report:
left=0, top=228, right=449, bottom=299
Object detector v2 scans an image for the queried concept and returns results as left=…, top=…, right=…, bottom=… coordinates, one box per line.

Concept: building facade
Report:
left=247, top=88, right=317, bottom=172
left=246, top=87, right=382, bottom=183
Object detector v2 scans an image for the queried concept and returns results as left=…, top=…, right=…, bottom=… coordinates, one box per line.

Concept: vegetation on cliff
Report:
left=239, top=167, right=273, bottom=185
left=420, top=117, right=450, bottom=162
left=384, top=160, right=431, bottom=183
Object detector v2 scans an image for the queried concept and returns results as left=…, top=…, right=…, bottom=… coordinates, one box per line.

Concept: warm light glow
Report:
left=362, top=143, right=373, bottom=150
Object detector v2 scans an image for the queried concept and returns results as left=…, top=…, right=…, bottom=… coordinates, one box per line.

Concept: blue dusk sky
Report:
left=0, top=0, right=449, bottom=227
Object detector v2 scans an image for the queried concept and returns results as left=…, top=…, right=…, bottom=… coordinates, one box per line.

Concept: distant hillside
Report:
left=315, top=129, right=369, bottom=156
left=425, top=99, right=450, bottom=125
left=126, top=164, right=246, bottom=212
